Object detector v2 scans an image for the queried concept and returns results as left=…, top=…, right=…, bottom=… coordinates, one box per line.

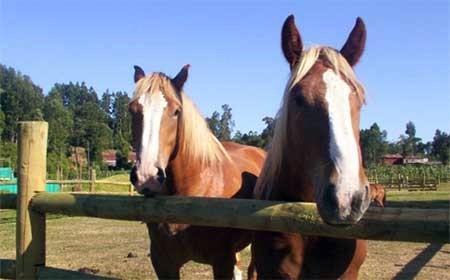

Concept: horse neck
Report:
left=166, top=146, right=234, bottom=197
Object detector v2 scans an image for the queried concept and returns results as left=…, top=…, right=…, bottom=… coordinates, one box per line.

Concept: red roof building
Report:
left=382, top=154, right=403, bottom=165
left=102, top=150, right=137, bottom=167
left=102, top=150, right=117, bottom=167
left=128, top=151, right=137, bottom=163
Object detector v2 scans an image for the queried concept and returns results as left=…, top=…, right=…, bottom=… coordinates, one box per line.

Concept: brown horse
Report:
left=128, top=65, right=266, bottom=279
left=252, top=15, right=371, bottom=279
left=370, top=183, right=386, bottom=207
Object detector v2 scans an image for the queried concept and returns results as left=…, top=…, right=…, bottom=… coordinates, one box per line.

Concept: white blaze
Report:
left=323, top=69, right=360, bottom=196
left=233, top=265, right=242, bottom=280
left=137, top=91, right=168, bottom=178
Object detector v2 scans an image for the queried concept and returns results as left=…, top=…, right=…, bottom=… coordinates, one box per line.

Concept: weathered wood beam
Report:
left=0, top=259, right=15, bottom=279
left=30, top=193, right=449, bottom=244
left=16, top=122, right=48, bottom=279
left=0, top=193, right=17, bottom=209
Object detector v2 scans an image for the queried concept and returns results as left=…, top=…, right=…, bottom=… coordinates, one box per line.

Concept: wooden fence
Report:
left=46, top=178, right=134, bottom=194
left=0, top=122, right=449, bottom=279
left=369, top=174, right=440, bottom=191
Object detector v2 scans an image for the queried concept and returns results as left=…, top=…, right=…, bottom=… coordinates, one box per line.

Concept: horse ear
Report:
left=172, top=64, right=190, bottom=92
left=340, top=17, right=366, bottom=66
left=281, top=15, right=303, bottom=69
left=134, top=65, right=145, bottom=83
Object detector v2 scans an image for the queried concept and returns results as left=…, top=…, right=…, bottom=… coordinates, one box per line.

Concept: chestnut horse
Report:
left=252, top=15, right=371, bottom=279
left=370, top=183, right=386, bottom=207
left=128, top=65, right=265, bottom=279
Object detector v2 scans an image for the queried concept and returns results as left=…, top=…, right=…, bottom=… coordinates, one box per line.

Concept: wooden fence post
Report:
left=89, top=168, right=96, bottom=193
left=16, top=121, right=48, bottom=279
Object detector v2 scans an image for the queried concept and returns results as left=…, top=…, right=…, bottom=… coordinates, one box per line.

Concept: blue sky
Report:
left=1, top=0, right=448, bottom=142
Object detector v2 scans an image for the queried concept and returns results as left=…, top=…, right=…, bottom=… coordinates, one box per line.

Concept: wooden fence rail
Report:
left=31, top=193, right=449, bottom=244
left=45, top=180, right=132, bottom=186
left=2, top=192, right=449, bottom=244
left=1, top=121, right=449, bottom=279
left=0, top=193, right=16, bottom=209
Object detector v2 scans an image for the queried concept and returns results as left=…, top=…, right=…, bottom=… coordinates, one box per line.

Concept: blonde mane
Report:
left=256, top=46, right=365, bottom=198
left=131, top=73, right=230, bottom=166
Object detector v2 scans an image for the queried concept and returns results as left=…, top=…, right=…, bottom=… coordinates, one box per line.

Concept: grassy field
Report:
left=0, top=183, right=448, bottom=279
left=385, top=184, right=450, bottom=209
left=60, top=173, right=132, bottom=193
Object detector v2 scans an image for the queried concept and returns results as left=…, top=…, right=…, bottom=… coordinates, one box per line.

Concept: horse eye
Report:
left=294, top=95, right=305, bottom=107
left=174, top=109, right=180, bottom=117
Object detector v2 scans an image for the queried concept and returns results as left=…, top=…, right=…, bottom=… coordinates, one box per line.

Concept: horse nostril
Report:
left=365, top=184, right=371, bottom=200
left=157, top=168, right=166, bottom=184
left=324, top=185, right=338, bottom=209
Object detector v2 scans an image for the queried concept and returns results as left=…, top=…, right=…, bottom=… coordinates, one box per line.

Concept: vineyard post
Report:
left=129, top=183, right=134, bottom=196
left=60, top=168, right=64, bottom=191
left=89, top=168, right=96, bottom=193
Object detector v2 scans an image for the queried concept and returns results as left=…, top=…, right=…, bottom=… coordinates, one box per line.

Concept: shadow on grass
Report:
left=385, top=200, right=449, bottom=209
left=393, top=243, right=444, bottom=280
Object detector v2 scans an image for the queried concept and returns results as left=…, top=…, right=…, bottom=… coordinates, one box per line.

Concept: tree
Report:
left=0, top=110, right=4, bottom=141
left=206, top=111, right=221, bottom=137
left=101, top=90, right=114, bottom=128
left=359, top=123, right=387, bottom=166
left=233, top=130, right=264, bottom=147
left=206, top=104, right=235, bottom=141
left=416, top=141, right=432, bottom=156
left=0, top=65, right=44, bottom=142
left=385, top=142, right=401, bottom=155
left=43, top=96, right=73, bottom=154
left=260, top=116, right=275, bottom=148
left=47, top=82, right=112, bottom=167
left=399, top=121, right=421, bottom=156
left=218, top=104, right=234, bottom=141
left=0, top=87, right=5, bottom=140
left=111, top=91, right=132, bottom=169
left=431, top=130, right=450, bottom=164
left=0, top=142, right=17, bottom=170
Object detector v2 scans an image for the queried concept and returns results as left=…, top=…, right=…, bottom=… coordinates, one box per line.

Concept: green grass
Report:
left=385, top=183, right=449, bottom=209
left=59, top=173, right=132, bottom=193
left=99, top=173, right=130, bottom=182
left=1, top=184, right=449, bottom=279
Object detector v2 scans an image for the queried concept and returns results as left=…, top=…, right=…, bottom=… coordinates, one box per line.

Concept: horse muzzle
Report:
left=317, top=184, right=371, bottom=225
left=130, top=165, right=167, bottom=196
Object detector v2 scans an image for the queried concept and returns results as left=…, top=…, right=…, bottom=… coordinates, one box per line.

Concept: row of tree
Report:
left=359, top=122, right=449, bottom=166
left=0, top=65, right=131, bottom=175
left=207, top=105, right=449, bottom=166
left=1, top=64, right=449, bottom=177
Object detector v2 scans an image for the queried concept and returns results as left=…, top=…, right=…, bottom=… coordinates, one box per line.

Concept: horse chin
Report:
left=136, top=182, right=166, bottom=197
left=142, top=189, right=157, bottom=198
left=158, top=223, right=189, bottom=236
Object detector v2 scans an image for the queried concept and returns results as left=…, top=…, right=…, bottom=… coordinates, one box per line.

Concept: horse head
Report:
left=128, top=65, right=189, bottom=196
